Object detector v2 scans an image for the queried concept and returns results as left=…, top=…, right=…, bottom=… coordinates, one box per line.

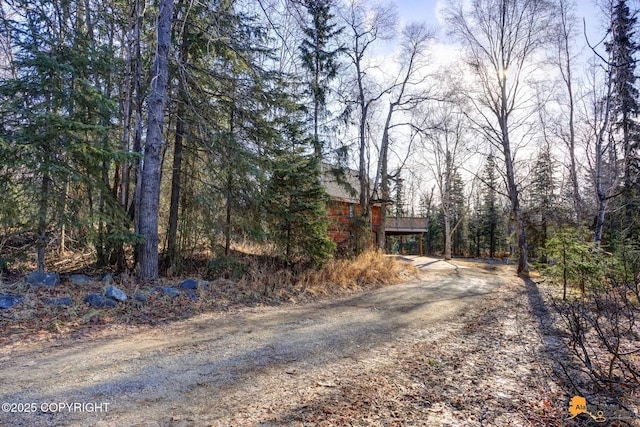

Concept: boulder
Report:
left=180, top=278, right=198, bottom=290
left=46, top=297, right=74, bottom=307
left=83, top=294, right=117, bottom=308
left=105, top=285, right=127, bottom=302
left=0, top=294, right=22, bottom=309
left=25, top=272, right=60, bottom=287
left=69, top=274, right=92, bottom=285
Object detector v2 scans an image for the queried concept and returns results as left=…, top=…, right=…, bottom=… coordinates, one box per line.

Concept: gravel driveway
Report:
left=0, top=257, right=566, bottom=426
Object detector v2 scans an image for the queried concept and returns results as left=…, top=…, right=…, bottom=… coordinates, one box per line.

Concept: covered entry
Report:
left=385, top=217, right=429, bottom=256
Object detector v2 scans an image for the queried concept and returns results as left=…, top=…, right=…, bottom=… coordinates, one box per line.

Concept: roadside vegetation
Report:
left=0, top=248, right=416, bottom=346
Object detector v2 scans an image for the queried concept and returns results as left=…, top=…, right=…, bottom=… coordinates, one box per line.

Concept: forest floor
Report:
left=0, top=256, right=624, bottom=426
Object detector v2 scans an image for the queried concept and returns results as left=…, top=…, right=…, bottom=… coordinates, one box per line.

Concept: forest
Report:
left=0, top=0, right=639, bottom=284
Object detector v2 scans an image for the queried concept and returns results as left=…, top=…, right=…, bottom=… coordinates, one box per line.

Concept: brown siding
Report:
left=327, top=200, right=382, bottom=246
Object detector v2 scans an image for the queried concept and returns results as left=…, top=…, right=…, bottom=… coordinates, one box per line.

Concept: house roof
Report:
left=322, top=165, right=361, bottom=204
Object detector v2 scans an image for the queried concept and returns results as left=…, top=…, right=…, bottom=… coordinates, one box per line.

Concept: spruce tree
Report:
left=298, top=0, right=344, bottom=160
left=0, top=0, right=118, bottom=271
left=266, top=113, right=335, bottom=266
left=482, top=154, right=501, bottom=258
left=605, top=0, right=639, bottom=239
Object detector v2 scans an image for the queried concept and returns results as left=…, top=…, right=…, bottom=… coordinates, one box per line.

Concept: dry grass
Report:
left=296, top=250, right=418, bottom=296
left=0, top=249, right=418, bottom=345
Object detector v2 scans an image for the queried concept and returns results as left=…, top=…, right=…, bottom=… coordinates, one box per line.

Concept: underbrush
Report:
left=0, top=249, right=417, bottom=345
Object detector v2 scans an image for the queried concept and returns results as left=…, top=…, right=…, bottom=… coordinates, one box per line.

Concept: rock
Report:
left=25, top=272, right=60, bottom=287
left=161, top=287, right=181, bottom=298
left=105, top=285, right=127, bottom=302
left=133, top=293, right=148, bottom=303
left=69, top=274, right=92, bottom=285
left=102, top=273, right=114, bottom=284
left=46, top=297, right=74, bottom=307
left=180, top=278, right=198, bottom=290
left=0, top=294, right=22, bottom=309
left=83, top=294, right=117, bottom=308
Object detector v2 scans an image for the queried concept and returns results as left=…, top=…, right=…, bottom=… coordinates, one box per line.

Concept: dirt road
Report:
left=0, top=257, right=565, bottom=426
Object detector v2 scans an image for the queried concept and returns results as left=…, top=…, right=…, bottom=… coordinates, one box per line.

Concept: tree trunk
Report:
left=137, top=0, right=173, bottom=280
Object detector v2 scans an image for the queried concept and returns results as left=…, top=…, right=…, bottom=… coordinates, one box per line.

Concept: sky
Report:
left=393, top=0, right=609, bottom=53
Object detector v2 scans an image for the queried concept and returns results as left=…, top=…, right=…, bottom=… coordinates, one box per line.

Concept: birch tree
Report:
left=446, top=0, right=552, bottom=274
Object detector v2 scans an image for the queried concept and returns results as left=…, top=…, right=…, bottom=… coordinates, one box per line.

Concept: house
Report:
left=322, top=164, right=429, bottom=255
left=321, top=165, right=383, bottom=248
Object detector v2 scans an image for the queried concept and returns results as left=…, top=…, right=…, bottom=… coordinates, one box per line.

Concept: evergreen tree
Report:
left=482, top=154, right=501, bottom=258
left=605, top=0, right=639, bottom=239
left=266, top=109, right=335, bottom=266
left=0, top=0, right=119, bottom=271
left=528, top=144, right=556, bottom=260
left=298, top=0, right=344, bottom=160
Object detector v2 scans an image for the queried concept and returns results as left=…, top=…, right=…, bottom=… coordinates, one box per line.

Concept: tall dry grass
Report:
left=296, top=249, right=418, bottom=296
left=231, top=249, right=417, bottom=300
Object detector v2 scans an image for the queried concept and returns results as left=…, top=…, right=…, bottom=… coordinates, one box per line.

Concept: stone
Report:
left=180, top=278, right=198, bottom=290
left=69, top=274, right=92, bottom=285
left=105, top=285, right=127, bottom=302
left=133, top=293, right=148, bottom=303
left=102, top=273, right=114, bottom=284
left=46, top=297, right=74, bottom=307
left=25, top=272, right=60, bottom=287
left=84, top=294, right=117, bottom=308
left=0, top=294, right=22, bottom=309
left=161, top=287, right=181, bottom=298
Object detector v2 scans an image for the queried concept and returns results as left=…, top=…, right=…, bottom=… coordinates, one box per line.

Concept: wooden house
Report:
left=322, top=166, right=383, bottom=248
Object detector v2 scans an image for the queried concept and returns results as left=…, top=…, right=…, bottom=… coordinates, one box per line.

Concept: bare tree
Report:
left=137, top=0, right=173, bottom=279
left=419, top=93, right=473, bottom=260
left=554, top=0, right=583, bottom=224
left=446, top=0, right=552, bottom=274
left=340, top=0, right=397, bottom=251
left=376, top=23, right=433, bottom=251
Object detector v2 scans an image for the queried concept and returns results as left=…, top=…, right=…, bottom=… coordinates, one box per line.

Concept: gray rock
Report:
left=46, top=297, right=74, bottom=307
left=84, top=294, right=117, bottom=308
left=69, top=274, right=92, bottom=285
left=0, top=294, right=23, bottom=309
left=25, top=272, right=60, bottom=287
left=105, top=285, right=127, bottom=302
left=102, top=273, right=114, bottom=284
left=133, top=293, right=148, bottom=302
left=180, top=278, right=198, bottom=290
left=162, top=287, right=181, bottom=298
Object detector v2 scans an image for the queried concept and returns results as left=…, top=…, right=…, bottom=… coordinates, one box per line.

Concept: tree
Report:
left=553, top=0, right=583, bottom=224
left=606, top=0, right=639, bottom=238
left=446, top=0, right=552, bottom=274
left=298, top=0, right=344, bottom=160
left=137, top=0, right=173, bottom=279
left=340, top=0, right=397, bottom=252
left=266, top=122, right=336, bottom=266
left=0, top=0, right=118, bottom=272
left=481, top=154, right=503, bottom=258
left=376, top=23, right=433, bottom=251
left=528, top=143, right=556, bottom=260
